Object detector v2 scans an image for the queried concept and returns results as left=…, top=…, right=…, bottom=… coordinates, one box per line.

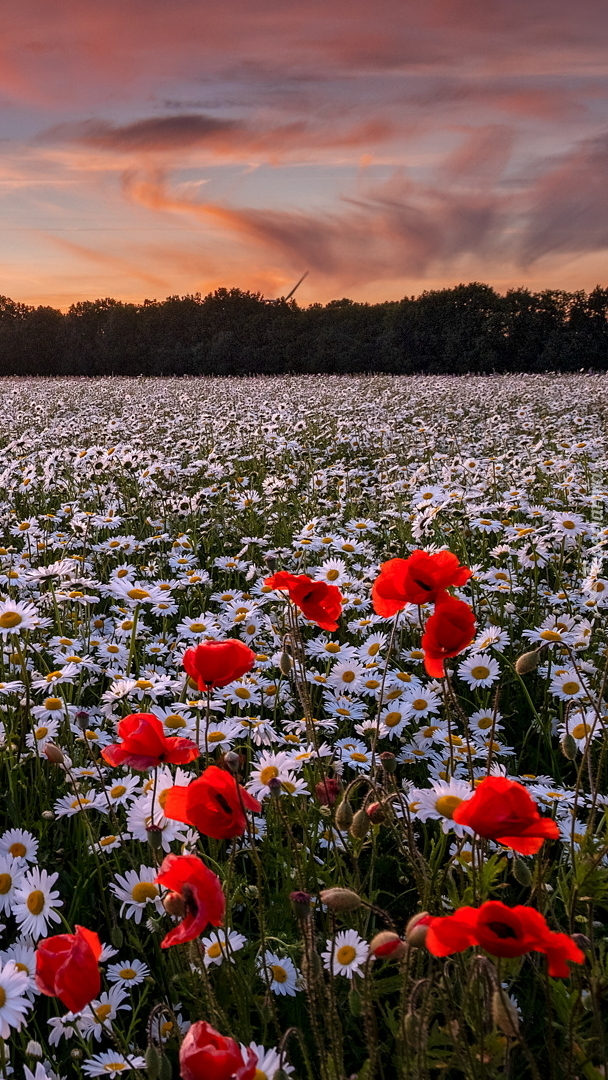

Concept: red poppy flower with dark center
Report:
left=265, top=571, right=342, bottom=631
left=101, top=713, right=199, bottom=771
left=452, top=775, right=560, bottom=854
left=372, top=550, right=472, bottom=617
left=155, top=853, right=225, bottom=949
left=421, top=592, right=476, bottom=678
left=35, top=924, right=102, bottom=1013
left=425, top=901, right=584, bottom=976
left=183, top=639, right=256, bottom=691
left=179, top=1021, right=257, bottom=1080
left=163, top=764, right=261, bottom=840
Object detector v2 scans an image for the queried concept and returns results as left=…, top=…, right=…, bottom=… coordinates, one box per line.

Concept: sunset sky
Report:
left=2, top=0, right=608, bottom=309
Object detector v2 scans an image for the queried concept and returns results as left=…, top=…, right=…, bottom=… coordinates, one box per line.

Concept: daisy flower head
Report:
left=458, top=652, right=500, bottom=689
left=321, top=929, right=369, bottom=979
left=106, top=959, right=150, bottom=988
left=81, top=1050, right=146, bottom=1077
left=78, top=984, right=131, bottom=1040
left=0, top=958, right=31, bottom=1037
left=12, top=867, right=63, bottom=939
left=559, top=709, right=603, bottom=752
left=201, top=928, right=247, bottom=968
left=414, top=778, right=474, bottom=835
left=0, top=599, right=40, bottom=636
left=258, top=951, right=301, bottom=996
left=0, top=855, right=25, bottom=914
left=241, top=1043, right=294, bottom=1079
left=109, top=865, right=163, bottom=923
left=0, top=828, right=39, bottom=864
left=550, top=669, right=586, bottom=702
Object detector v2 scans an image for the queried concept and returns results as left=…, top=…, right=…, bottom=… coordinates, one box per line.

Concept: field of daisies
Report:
left=0, top=373, right=607, bottom=1080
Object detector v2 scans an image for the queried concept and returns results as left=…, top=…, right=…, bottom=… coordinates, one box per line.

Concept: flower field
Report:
left=0, top=373, right=607, bottom=1080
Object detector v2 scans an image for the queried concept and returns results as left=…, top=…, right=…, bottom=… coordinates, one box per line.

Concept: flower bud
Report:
left=268, top=776, right=282, bottom=798
left=366, top=801, right=387, bottom=825
left=379, top=751, right=397, bottom=774
left=75, top=710, right=90, bottom=731
left=222, top=751, right=241, bottom=774
left=491, top=989, right=520, bottom=1038
left=25, top=1041, right=43, bottom=1058
left=110, top=926, right=124, bottom=949
left=571, top=933, right=591, bottom=952
left=405, top=912, right=433, bottom=948
left=335, top=798, right=354, bottom=830
left=515, top=650, right=540, bottom=674
left=147, top=824, right=164, bottom=851
left=44, top=743, right=65, bottom=765
left=350, top=808, right=371, bottom=839
left=348, top=987, right=362, bottom=1017
left=512, top=858, right=532, bottom=887
left=289, top=891, right=313, bottom=920
left=163, top=891, right=187, bottom=918
left=279, top=651, right=293, bottom=676
left=560, top=733, right=577, bottom=760
left=320, top=887, right=362, bottom=912
left=370, top=931, right=407, bottom=961
left=146, top=1044, right=162, bottom=1080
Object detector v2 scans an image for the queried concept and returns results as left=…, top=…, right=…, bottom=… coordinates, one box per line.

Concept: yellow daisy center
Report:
left=207, top=942, right=223, bottom=959
left=270, top=964, right=288, bottom=983
left=0, top=612, right=22, bottom=629
left=8, top=842, right=26, bottom=858
left=435, top=795, right=464, bottom=819
left=561, top=681, right=580, bottom=696
left=0, top=873, right=12, bottom=894
left=26, top=889, right=45, bottom=915
left=131, top=882, right=158, bottom=903
left=260, top=766, right=279, bottom=785
left=470, top=666, right=490, bottom=680
left=336, top=945, right=357, bottom=965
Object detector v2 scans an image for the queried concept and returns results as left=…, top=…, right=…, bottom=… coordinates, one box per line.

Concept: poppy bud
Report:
left=512, top=858, right=532, bottom=887
left=162, top=891, right=187, bottom=918
left=147, top=824, right=164, bottom=851
left=571, top=933, right=591, bottom=952
left=110, top=927, right=123, bottom=949
left=145, top=1045, right=162, bottom=1080
left=75, top=711, right=89, bottom=730
left=405, top=912, right=432, bottom=948
left=335, top=798, right=354, bottom=830
left=44, top=743, right=65, bottom=765
left=350, top=808, right=371, bottom=839
left=366, top=801, right=386, bottom=825
left=379, top=751, right=397, bottom=773
left=370, top=931, right=407, bottom=960
left=560, top=733, right=577, bottom=760
left=348, top=987, right=362, bottom=1017
left=268, top=776, right=282, bottom=798
left=289, top=891, right=313, bottom=920
left=279, top=651, right=293, bottom=676
left=320, top=887, right=362, bottom=912
left=222, top=751, right=241, bottom=774
left=515, top=650, right=540, bottom=674
left=491, top=989, right=520, bottom=1038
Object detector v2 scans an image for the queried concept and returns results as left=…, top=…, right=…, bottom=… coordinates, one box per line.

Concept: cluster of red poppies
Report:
left=31, top=549, right=585, bottom=1079
left=372, top=550, right=476, bottom=677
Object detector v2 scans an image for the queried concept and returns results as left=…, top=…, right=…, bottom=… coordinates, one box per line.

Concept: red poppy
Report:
left=101, top=713, right=199, bottom=771
left=421, top=592, right=476, bottom=678
left=180, top=1021, right=257, bottom=1080
left=452, top=776, right=560, bottom=854
left=155, top=853, right=225, bottom=949
left=425, top=901, right=584, bottom=977
left=35, top=924, right=102, bottom=1013
left=183, top=639, right=256, bottom=691
left=372, top=550, right=472, bottom=617
left=163, top=764, right=261, bottom=840
left=265, top=571, right=342, bottom=631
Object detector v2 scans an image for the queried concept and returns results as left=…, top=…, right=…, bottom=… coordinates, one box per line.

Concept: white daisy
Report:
left=109, top=866, right=163, bottom=924
left=0, top=829, right=39, bottom=864
left=0, top=599, right=40, bottom=636
left=240, top=1042, right=294, bottom=1079
left=0, top=854, right=25, bottom=914
left=201, top=929, right=247, bottom=968
left=258, top=952, right=300, bottom=996
left=0, top=959, right=31, bottom=1037
left=106, top=959, right=150, bottom=988
left=549, top=669, right=587, bottom=702
left=81, top=1049, right=146, bottom=1076
left=12, top=867, right=63, bottom=939
left=414, top=779, right=474, bottom=835
left=458, top=653, right=500, bottom=689
left=321, top=929, right=369, bottom=979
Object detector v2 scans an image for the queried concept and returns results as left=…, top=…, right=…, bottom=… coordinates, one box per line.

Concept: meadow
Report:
left=0, top=373, right=607, bottom=1080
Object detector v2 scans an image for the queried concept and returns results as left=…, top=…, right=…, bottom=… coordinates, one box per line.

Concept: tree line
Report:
left=1, top=282, right=607, bottom=376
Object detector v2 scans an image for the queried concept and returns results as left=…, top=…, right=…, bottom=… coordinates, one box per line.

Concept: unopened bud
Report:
left=515, top=650, right=540, bottom=674
left=405, top=912, right=432, bottom=948
left=147, top=824, right=164, bottom=851
left=379, top=751, right=397, bottom=774
left=110, top=927, right=124, bottom=949
left=163, top=891, right=187, bottom=918
left=279, top=652, right=292, bottom=676
left=335, top=798, right=354, bottom=830
left=146, top=1044, right=162, bottom=1080
left=42, top=810, right=55, bottom=821
left=25, top=1041, right=43, bottom=1058
left=348, top=987, right=362, bottom=1016
left=44, top=743, right=65, bottom=764
left=320, top=887, right=362, bottom=912
left=512, top=858, right=532, bottom=887
left=350, top=807, right=371, bottom=839
left=370, top=931, right=407, bottom=960
left=75, top=710, right=90, bottom=730
left=366, top=801, right=387, bottom=825
left=159, top=1052, right=173, bottom=1080
left=268, top=776, right=282, bottom=797
left=560, top=733, right=577, bottom=760
left=222, top=751, right=241, bottom=774
left=571, top=933, right=591, bottom=952
left=491, top=989, right=520, bottom=1038
left=289, top=890, right=313, bottom=920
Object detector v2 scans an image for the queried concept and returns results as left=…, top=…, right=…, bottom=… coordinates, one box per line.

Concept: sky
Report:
left=2, top=0, right=608, bottom=309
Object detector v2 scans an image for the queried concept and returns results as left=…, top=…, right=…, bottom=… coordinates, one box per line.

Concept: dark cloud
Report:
left=40, top=114, right=243, bottom=152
